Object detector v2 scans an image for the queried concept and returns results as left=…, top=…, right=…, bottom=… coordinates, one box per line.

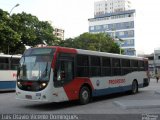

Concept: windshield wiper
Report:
left=44, top=62, right=48, bottom=77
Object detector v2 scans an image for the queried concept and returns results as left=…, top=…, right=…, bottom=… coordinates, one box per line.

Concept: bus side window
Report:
left=76, top=55, right=89, bottom=77
left=0, top=57, right=9, bottom=70
left=54, top=53, right=74, bottom=87
left=112, top=58, right=121, bottom=76
left=57, top=60, right=73, bottom=81
left=11, top=58, right=20, bottom=70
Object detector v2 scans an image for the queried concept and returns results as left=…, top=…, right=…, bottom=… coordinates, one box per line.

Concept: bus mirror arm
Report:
left=60, top=71, right=65, bottom=80
left=17, top=67, right=20, bottom=78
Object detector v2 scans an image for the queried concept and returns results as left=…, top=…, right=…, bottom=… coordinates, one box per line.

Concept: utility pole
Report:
left=8, top=3, right=20, bottom=54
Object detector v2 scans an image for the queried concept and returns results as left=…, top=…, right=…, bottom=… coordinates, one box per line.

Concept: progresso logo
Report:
left=109, top=79, right=125, bottom=84
left=96, top=80, right=100, bottom=86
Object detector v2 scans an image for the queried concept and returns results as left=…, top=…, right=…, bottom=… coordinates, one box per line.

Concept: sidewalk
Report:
left=114, top=78, right=160, bottom=109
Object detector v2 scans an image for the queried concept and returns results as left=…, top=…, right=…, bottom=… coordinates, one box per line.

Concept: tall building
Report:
left=54, top=28, right=65, bottom=40
left=48, top=21, right=65, bottom=40
left=88, top=0, right=135, bottom=55
left=94, top=0, right=131, bottom=16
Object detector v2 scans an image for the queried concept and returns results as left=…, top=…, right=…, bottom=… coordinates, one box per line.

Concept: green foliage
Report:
left=0, top=8, right=121, bottom=54
left=59, top=32, right=120, bottom=54
left=10, top=12, right=56, bottom=53
left=0, top=9, right=57, bottom=54
left=0, top=9, right=20, bottom=54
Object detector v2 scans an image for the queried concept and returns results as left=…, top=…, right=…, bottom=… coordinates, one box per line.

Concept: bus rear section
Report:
left=16, top=46, right=149, bottom=104
left=0, top=55, right=21, bottom=91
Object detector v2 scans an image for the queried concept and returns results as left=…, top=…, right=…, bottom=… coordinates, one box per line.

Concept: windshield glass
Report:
left=17, top=48, right=55, bottom=81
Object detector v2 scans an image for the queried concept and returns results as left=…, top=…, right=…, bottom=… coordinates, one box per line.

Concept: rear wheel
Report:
left=131, top=80, right=138, bottom=94
left=79, top=86, right=91, bottom=105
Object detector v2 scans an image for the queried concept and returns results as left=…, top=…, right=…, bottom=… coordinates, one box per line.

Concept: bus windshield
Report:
left=17, top=48, right=55, bottom=81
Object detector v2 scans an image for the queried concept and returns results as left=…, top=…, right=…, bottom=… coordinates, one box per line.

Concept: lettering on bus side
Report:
left=13, top=73, right=17, bottom=78
left=109, top=79, right=125, bottom=84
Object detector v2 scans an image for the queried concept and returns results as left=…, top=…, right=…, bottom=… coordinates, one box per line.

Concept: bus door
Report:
left=54, top=53, right=74, bottom=87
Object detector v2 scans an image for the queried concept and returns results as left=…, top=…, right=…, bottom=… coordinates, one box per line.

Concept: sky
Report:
left=0, top=0, right=160, bottom=54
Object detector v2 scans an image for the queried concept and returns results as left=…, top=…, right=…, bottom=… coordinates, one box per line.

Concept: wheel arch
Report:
left=79, top=83, right=93, bottom=97
left=131, top=79, right=139, bottom=94
left=133, top=79, right=138, bottom=86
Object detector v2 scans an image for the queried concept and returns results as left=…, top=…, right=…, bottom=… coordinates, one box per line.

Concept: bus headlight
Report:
left=41, top=83, right=47, bottom=87
left=17, top=81, right=22, bottom=87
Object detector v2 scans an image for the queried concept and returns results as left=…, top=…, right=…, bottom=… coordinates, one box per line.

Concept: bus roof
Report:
left=33, top=46, right=147, bottom=61
left=76, top=49, right=146, bottom=61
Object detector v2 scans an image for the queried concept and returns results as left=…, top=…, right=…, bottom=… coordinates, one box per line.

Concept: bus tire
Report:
left=79, top=86, right=90, bottom=105
left=131, top=80, right=138, bottom=94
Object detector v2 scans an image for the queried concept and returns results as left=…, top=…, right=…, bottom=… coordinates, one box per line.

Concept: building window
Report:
left=148, top=56, right=154, bottom=60
left=119, top=31, right=124, bottom=36
left=126, top=39, right=134, bottom=45
left=103, top=24, right=108, bottom=29
left=128, top=31, right=134, bottom=37
left=95, top=25, right=101, bottom=30
left=90, top=26, right=94, bottom=31
left=125, top=22, right=130, bottom=28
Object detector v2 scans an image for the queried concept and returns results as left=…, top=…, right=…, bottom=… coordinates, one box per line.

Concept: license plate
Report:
left=25, top=95, right=32, bottom=99
left=36, top=93, right=41, bottom=96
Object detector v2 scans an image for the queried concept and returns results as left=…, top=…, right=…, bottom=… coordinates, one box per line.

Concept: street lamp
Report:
left=8, top=3, right=20, bottom=54
left=119, top=39, right=124, bottom=54
left=9, top=3, right=20, bottom=15
left=153, top=49, right=157, bottom=76
left=111, top=28, right=123, bottom=54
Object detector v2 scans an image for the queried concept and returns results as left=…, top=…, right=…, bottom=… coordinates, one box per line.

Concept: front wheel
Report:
left=131, top=80, right=138, bottom=94
left=79, top=86, right=91, bottom=105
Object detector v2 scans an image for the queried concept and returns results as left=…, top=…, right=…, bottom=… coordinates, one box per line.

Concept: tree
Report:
left=59, top=32, right=120, bottom=54
left=0, top=9, right=20, bottom=54
left=0, top=9, right=57, bottom=54
left=10, top=12, right=57, bottom=53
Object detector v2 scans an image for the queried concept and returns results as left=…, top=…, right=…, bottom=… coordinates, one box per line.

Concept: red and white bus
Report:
left=16, top=46, right=149, bottom=104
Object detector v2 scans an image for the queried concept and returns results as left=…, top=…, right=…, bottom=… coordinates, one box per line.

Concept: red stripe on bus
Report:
left=63, top=78, right=94, bottom=100
left=51, top=46, right=77, bottom=69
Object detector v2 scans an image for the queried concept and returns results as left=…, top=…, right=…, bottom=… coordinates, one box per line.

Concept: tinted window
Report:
left=77, top=55, right=89, bottom=66
left=90, top=56, right=101, bottom=77
left=76, top=55, right=89, bottom=77
left=102, top=57, right=111, bottom=67
left=112, top=58, right=120, bottom=67
left=11, top=58, right=20, bottom=70
left=90, top=56, right=100, bottom=66
left=102, top=57, right=111, bottom=76
left=122, top=59, right=130, bottom=67
left=131, top=60, right=138, bottom=67
left=144, top=61, right=148, bottom=70
left=0, top=57, right=9, bottom=70
left=139, top=61, right=144, bottom=67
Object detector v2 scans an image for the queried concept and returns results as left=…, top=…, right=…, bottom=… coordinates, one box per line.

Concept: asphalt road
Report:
left=0, top=79, right=160, bottom=120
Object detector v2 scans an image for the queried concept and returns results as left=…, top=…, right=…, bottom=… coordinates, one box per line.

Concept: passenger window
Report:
left=76, top=55, right=89, bottom=77
left=90, top=56, right=101, bottom=77
left=112, top=58, right=121, bottom=76
left=57, top=60, right=73, bottom=81
left=54, top=53, right=74, bottom=87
